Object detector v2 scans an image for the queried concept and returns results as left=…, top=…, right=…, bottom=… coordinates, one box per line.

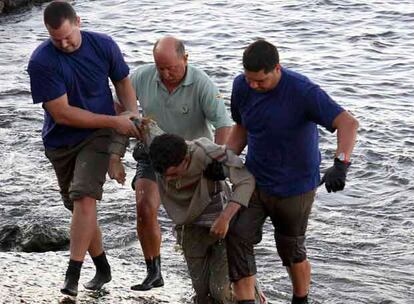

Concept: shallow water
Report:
left=0, top=0, right=413, bottom=303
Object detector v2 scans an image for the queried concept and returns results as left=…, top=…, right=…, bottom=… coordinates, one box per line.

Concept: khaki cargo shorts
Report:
left=45, top=129, right=112, bottom=211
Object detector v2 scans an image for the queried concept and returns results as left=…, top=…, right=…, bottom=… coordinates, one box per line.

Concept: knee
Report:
left=275, top=233, right=307, bottom=266
left=136, top=198, right=159, bottom=224
left=73, top=197, right=96, bottom=216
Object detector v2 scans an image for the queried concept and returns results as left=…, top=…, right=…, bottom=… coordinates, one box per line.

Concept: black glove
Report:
left=203, top=159, right=226, bottom=181
left=320, top=158, right=351, bottom=193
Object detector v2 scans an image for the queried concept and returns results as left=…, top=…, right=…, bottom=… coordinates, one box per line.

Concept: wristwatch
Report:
left=337, top=152, right=350, bottom=164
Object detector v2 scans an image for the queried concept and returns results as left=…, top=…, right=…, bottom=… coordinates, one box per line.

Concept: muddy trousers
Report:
left=176, top=225, right=235, bottom=304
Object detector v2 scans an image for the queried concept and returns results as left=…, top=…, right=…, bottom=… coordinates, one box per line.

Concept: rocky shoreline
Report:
left=0, top=0, right=49, bottom=14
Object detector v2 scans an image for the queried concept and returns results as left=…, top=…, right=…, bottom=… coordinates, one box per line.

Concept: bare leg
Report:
left=286, top=259, right=311, bottom=297
left=135, top=178, right=161, bottom=258
left=232, top=275, right=256, bottom=301
left=61, top=196, right=97, bottom=296
left=70, top=197, right=97, bottom=261
left=88, top=225, right=103, bottom=257
left=131, top=178, right=164, bottom=291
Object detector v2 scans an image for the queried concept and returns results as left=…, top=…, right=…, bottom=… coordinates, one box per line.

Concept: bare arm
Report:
left=332, top=111, right=359, bottom=161
left=113, top=76, right=139, bottom=114
left=210, top=202, right=240, bottom=239
left=214, top=126, right=232, bottom=145
left=225, top=123, right=248, bottom=155
left=43, top=93, right=139, bottom=136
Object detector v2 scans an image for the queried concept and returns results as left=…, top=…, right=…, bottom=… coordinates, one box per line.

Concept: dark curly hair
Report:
left=149, top=134, right=188, bottom=174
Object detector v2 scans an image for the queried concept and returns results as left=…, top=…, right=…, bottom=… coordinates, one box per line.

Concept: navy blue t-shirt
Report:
left=28, top=31, right=129, bottom=149
left=231, top=68, right=344, bottom=197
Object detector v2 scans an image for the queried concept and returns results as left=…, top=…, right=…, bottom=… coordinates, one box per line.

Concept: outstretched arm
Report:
left=43, top=94, right=139, bottom=136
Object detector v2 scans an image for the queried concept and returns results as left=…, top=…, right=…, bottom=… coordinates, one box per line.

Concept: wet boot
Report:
left=292, top=294, right=308, bottom=304
left=84, top=251, right=112, bottom=290
left=131, top=255, right=164, bottom=291
left=61, top=259, right=82, bottom=297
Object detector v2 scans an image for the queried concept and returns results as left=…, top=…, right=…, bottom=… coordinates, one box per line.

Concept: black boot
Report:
left=84, top=251, right=112, bottom=290
left=131, top=255, right=164, bottom=291
left=292, top=294, right=308, bottom=304
left=61, top=259, right=83, bottom=296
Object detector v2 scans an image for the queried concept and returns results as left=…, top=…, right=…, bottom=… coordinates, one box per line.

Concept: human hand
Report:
left=320, top=157, right=351, bottom=193
left=259, top=289, right=268, bottom=304
left=210, top=214, right=230, bottom=239
left=108, top=154, right=126, bottom=185
left=113, top=112, right=141, bottom=138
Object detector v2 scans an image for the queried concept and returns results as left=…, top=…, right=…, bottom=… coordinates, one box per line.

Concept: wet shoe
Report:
left=83, top=271, right=112, bottom=290
left=292, top=294, right=308, bottom=304
left=131, top=255, right=164, bottom=291
left=60, top=279, right=78, bottom=297
left=84, top=251, right=112, bottom=290
left=60, top=260, right=82, bottom=297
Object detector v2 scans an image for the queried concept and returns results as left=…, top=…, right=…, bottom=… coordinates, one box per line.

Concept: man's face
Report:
left=154, top=52, right=188, bottom=87
left=47, top=18, right=81, bottom=53
left=244, top=64, right=281, bottom=93
left=163, top=157, right=190, bottom=182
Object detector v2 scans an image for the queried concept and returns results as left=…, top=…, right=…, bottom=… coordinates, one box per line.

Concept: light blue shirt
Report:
left=131, top=64, right=233, bottom=141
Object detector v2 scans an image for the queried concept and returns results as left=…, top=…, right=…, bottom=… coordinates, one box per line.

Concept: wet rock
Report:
left=0, top=223, right=69, bottom=252
left=0, top=0, right=49, bottom=14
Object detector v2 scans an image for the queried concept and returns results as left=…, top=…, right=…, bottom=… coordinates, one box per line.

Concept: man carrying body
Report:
left=225, top=40, right=359, bottom=304
left=27, top=1, right=139, bottom=297
left=110, top=36, right=233, bottom=290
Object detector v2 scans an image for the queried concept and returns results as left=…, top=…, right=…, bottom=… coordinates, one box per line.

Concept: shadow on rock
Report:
left=0, top=222, right=69, bottom=252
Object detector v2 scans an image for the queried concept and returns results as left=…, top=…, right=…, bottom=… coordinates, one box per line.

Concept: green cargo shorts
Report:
left=45, top=129, right=112, bottom=211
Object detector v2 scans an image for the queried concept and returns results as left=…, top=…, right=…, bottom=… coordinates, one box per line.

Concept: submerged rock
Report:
left=0, top=223, right=69, bottom=252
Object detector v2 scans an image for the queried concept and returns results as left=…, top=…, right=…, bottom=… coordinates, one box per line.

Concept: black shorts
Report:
left=131, top=141, right=156, bottom=190
left=226, top=187, right=316, bottom=281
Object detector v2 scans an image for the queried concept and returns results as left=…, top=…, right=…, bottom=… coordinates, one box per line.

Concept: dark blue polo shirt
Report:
left=28, top=31, right=129, bottom=149
left=231, top=68, right=344, bottom=197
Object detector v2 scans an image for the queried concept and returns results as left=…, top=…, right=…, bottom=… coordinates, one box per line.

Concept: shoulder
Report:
left=130, top=64, right=156, bottom=87
left=233, top=74, right=247, bottom=89
left=232, top=74, right=250, bottom=99
left=188, top=65, right=215, bottom=87
left=83, top=31, right=115, bottom=45
left=193, top=138, right=226, bottom=160
left=28, top=40, right=58, bottom=72
left=132, top=64, right=156, bottom=78
left=188, top=140, right=210, bottom=167
left=282, top=67, right=318, bottom=96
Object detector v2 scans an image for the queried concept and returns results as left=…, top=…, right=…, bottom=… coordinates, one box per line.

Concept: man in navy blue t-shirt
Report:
left=225, top=40, right=359, bottom=304
left=27, top=1, right=140, bottom=297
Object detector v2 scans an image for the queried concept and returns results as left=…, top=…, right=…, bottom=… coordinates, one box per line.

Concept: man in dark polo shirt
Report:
left=225, top=39, right=359, bottom=304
